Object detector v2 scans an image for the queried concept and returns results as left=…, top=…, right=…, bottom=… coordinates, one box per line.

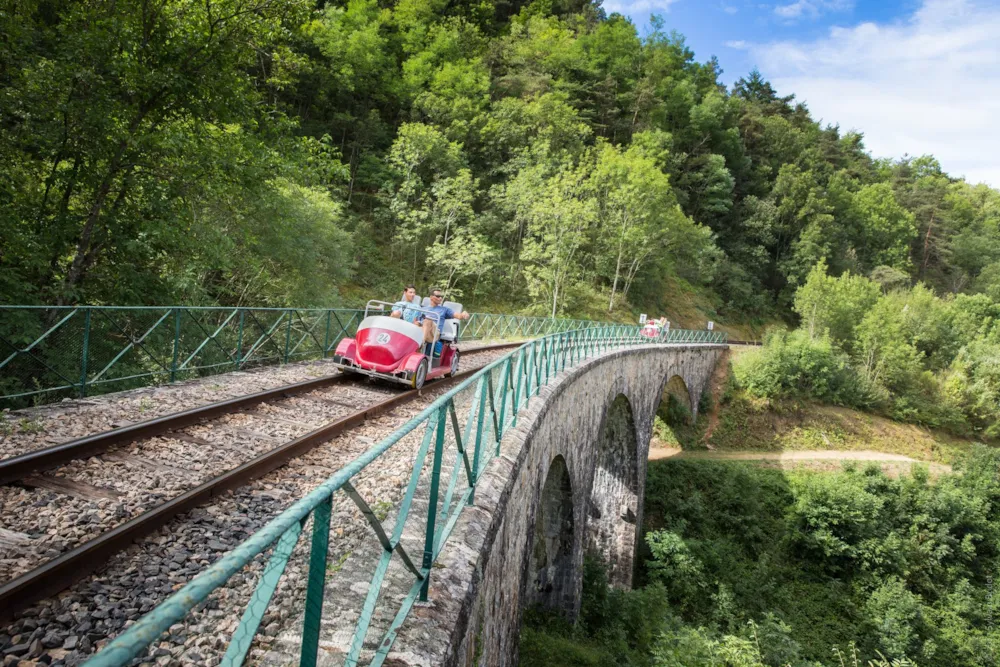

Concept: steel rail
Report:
left=0, top=342, right=521, bottom=622
left=0, top=374, right=350, bottom=485
left=0, top=342, right=520, bottom=485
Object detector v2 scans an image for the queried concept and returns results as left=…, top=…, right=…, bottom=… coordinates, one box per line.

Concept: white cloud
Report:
left=747, top=0, right=1000, bottom=187
left=726, top=40, right=749, bottom=49
left=723, top=4, right=739, bottom=14
left=601, top=0, right=680, bottom=14
left=774, top=0, right=853, bottom=21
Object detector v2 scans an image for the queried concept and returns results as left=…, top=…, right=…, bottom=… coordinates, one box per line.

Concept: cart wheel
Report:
left=413, top=358, right=428, bottom=390
left=449, top=349, right=460, bottom=376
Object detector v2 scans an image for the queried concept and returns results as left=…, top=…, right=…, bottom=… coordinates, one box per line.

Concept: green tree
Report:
left=498, top=159, right=597, bottom=317
left=794, top=261, right=881, bottom=349
left=384, top=122, right=471, bottom=280
left=0, top=0, right=313, bottom=304
left=853, top=183, right=917, bottom=272
left=590, top=142, right=688, bottom=312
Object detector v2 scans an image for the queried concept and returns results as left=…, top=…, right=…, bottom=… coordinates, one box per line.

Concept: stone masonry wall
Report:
left=386, top=344, right=725, bottom=667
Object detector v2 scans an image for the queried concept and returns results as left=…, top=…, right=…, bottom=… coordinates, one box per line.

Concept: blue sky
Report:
left=619, top=0, right=918, bottom=85
left=604, top=0, right=1000, bottom=187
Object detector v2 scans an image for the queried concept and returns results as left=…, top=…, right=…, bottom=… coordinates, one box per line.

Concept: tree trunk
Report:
left=551, top=275, right=559, bottom=319
left=60, top=171, right=117, bottom=303
left=608, top=245, right=623, bottom=313
left=347, top=144, right=357, bottom=204
left=920, top=211, right=935, bottom=278
left=59, top=98, right=156, bottom=304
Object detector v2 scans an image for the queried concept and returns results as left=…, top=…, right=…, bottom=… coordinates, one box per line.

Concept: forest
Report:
left=4, top=0, right=998, bottom=321
left=521, top=450, right=1000, bottom=667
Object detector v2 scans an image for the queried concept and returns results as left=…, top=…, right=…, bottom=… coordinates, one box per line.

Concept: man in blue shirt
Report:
left=419, top=288, right=470, bottom=353
left=390, top=285, right=420, bottom=324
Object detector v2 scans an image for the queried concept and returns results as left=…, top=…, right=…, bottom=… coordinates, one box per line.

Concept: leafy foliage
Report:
left=3, top=0, right=997, bottom=330
left=742, top=257, right=1000, bottom=437
left=525, top=453, right=1000, bottom=666
left=733, top=329, right=872, bottom=407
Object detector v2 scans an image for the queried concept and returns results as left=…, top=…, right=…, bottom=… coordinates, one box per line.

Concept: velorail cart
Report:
left=331, top=300, right=463, bottom=389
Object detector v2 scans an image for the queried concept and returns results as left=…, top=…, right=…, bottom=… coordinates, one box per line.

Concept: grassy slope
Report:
left=705, top=395, right=979, bottom=465
left=653, top=275, right=770, bottom=342
left=655, top=347, right=990, bottom=467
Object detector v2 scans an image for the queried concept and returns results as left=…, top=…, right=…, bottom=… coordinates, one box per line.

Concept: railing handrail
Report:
left=82, top=324, right=726, bottom=667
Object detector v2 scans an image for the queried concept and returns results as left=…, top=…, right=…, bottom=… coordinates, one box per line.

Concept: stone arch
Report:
left=526, top=455, right=575, bottom=614
left=586, top=393, right=640, bottom=587
left=661, top=374, right=694, bottom=424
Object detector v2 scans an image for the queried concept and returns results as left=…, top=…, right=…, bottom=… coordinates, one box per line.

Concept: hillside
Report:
left=3, top=0, right=999, bottom=332
left=651, top=347, right=987, bottom=468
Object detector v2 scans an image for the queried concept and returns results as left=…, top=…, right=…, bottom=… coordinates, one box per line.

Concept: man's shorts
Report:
left=423, top=319, right=438, bottom=343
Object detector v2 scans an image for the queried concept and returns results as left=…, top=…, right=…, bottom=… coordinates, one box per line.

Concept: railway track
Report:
left=0, top=342, right=519, bottom=622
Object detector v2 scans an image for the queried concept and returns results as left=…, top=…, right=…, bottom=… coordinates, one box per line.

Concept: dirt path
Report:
left=648, top=447, right=953, bottom=475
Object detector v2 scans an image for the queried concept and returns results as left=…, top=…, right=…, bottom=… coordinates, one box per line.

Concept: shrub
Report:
left=946, top=341, right=1000, bottom=438
left=733, top=329, right=873, bottom=407
left=645, top=530, right=707, bottom=613
left=521, top=555, right=671, bottom=667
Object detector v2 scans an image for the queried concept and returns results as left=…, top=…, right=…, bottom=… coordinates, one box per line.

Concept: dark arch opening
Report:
left=587, top=394, right=640, bottom=588
left=527, top=455, right=575, bottom=614
left=653, top=375, right=696, bottom=450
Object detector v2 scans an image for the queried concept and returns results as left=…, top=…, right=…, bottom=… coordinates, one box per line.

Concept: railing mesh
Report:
left=0, top=307, right=602, bottom=408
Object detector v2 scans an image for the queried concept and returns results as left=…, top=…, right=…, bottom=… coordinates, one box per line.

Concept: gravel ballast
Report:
left=0, top=347, right=514, bottom=667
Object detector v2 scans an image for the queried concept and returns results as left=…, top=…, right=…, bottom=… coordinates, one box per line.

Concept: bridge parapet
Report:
left=82, top=327, right=725, bottom=667
left=388, top=344, right=725, bottom=666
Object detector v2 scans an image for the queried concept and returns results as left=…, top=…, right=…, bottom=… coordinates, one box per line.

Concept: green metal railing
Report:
left=0, top=306, right=598, bottom=408
left=83, top=324, right=726, bottom=667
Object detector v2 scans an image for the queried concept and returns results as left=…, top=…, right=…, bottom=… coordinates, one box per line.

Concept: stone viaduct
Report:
left=386, top=343, right=726, bottom=667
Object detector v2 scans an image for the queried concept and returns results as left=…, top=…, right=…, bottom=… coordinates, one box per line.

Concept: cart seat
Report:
left=441, top=302, right=462, bottom=342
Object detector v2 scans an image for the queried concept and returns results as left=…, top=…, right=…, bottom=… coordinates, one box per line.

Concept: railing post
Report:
left=557, top=333, right=565, bottom=372
left=525, top=342, right=535, bottom=406
left=300, top=495, right=333, bottom=667
left=283, top=310, right=293, bottom=364
left=498, top=358, right=513, bottom=444
left=79, top=308, right=91, bottom=397
left=469, top=378, right=489, bottom=505
left=323, top=310, right=332, bottom=357
left=235, top=309, right=245, bottom=368
left=511, top=349, right=525, bottom=422
left=420, top=407, right=448, bottom=601
left=535, top=340, right=543, bottom=394
left=554, top=334, right=561, bottom=372
left=170, top=308, right=182, bottom=383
